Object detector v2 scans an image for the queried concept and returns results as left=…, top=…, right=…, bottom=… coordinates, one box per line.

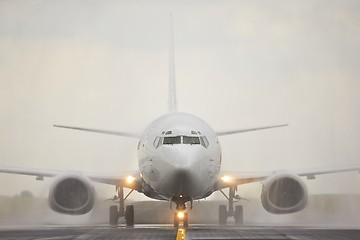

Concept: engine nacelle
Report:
left=261, top=173, right=308, bottom=214
left=48, top=175, right=95, bottom=215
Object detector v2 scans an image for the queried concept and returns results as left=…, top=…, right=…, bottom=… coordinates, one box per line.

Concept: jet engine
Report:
left=261, top=173, right=308, bottom=214
left=48, top=175, right=95, bottom=215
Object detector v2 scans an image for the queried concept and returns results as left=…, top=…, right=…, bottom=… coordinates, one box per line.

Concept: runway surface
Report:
left=0, top=224, right=359, bottom=240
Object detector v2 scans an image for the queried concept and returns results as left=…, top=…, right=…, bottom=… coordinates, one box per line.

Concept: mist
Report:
left=1, top=191, right=360, bottom=228
left=1, top=0, right=360, bottom=227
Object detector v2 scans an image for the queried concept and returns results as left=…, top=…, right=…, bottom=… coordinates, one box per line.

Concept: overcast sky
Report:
left=0, top=0, right=360, bottom=199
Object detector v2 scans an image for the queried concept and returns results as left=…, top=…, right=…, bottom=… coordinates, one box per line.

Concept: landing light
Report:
left=177, top=211, right=185, bottom=220
left=126, top=176, right=135, bottom=184
left=221, top=175, right=232, bottom=183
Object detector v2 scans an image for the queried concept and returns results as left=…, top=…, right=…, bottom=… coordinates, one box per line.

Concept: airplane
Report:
left=1, top=15, right=360, bottom=228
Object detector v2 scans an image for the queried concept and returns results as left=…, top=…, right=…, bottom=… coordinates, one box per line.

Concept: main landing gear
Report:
left=219, top=186, right=243, bottom=225
left=171, top=196, right=192, bottom=228
left=109, top=186, right=135, bottom=227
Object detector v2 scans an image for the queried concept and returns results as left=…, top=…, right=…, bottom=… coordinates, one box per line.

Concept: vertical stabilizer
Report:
left=168, top=13, right=177, bottom=112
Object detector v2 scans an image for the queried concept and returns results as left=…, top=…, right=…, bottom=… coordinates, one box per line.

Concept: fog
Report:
left=1, top=0, right=360, bottom=226
left=2, top=194, right=360, bottom=228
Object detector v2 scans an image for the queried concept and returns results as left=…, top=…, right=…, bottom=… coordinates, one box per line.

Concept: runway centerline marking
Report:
left=176, top=227, right=186, bottom=240
left=37, top=237, right=76, bottom=240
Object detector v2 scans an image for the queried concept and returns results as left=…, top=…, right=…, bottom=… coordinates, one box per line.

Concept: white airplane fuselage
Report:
left=138, top=112, right=222, bottom=201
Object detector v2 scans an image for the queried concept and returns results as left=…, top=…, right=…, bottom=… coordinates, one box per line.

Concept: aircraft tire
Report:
left=234, top=205, right=243, bottom=225
left=219, top=205, right=227, bottom=225
left=109, top=205, right=118, bottom=225
left=174, top=213, right=179, bottom=228
left=183, top=213, right=189, bottom=228
left=125, top=205, right=134, bottom=227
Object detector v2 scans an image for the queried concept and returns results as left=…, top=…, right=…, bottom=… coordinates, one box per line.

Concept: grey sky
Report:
left=0, top=0, right=360, bottom=199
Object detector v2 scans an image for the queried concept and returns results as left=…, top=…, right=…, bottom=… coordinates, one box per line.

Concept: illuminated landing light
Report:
left=177, top=211, right=185, bottom=220
left=126, top=176, right=136, bottom=184
left=221, top=175, right=232, bottom=183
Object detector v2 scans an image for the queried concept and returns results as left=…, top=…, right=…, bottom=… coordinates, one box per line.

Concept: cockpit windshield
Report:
left=157, top=130, right=209, bottom=148
left=183, top=136, right=200, bottom=145
left=163, top=136, right=181, bottom=145
left=162, top=136, right=202, bottom=145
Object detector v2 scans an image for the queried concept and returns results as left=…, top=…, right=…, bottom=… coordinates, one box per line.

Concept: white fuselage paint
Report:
left=137, top=112, right=222, bottom=201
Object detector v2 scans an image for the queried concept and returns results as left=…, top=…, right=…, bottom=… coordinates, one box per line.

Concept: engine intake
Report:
left=261, top=173, right=307, bottom=214
left=48, top=175, right=95, bottom=215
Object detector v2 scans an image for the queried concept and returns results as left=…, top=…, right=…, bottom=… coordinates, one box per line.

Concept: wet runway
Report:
left=0, top=224, right=359, bottom=240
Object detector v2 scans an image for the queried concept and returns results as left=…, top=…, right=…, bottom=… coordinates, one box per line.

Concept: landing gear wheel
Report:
left=109, top=205, right=119, bottom=225
left=125, top=205, right=134, bottom=227
left=174, top=213, right=179, bottom=228
left=234, top=205, right=243, bottom=225
left=183, top=213, right=189, bottom=228
left=219, top=205, right=227, bottom=225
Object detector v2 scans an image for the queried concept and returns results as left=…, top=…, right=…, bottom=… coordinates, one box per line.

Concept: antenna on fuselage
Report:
left=168, top=13, right=177, bottom=113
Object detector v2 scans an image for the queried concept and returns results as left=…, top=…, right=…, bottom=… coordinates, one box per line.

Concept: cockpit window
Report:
left=163, top=136, right=181, bottom=145
left=159, top=132, right=209, bottom=148
left=183, top=136, right=200, bottom=145
left=200, top=136, right=209, bottom=148
left=153, top=137, right=161, bottom=148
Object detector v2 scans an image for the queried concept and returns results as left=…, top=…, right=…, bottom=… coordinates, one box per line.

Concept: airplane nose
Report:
left=163, top=146, right=203, bottom=170
left=161, top=146, right=206, bottom=196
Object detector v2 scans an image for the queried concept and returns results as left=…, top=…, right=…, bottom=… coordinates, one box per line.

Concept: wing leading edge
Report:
left=53, top=125, right=141, bottom=138
left=216, top=124, right=288, bottom=136
left=0, top=165, right=140, bottom=189
left=216, top=164, right=360, bottom=190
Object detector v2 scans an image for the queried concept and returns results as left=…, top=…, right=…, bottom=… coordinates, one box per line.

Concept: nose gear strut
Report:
left=170, top=195, right=192, bottom=228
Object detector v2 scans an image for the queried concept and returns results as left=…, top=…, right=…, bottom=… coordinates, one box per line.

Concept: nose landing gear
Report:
left=174, top=211, right=188, bottom=228
left=171, top=196, right=192, bottom=228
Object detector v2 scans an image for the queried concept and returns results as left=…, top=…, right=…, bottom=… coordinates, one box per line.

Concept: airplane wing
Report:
left=0, top=166, right=140, bottom=189
left=216, top=164, right=360, bottom=190
left=216, top=124, right=288, bottom=136
left=53, top=125, right=141, bottom=138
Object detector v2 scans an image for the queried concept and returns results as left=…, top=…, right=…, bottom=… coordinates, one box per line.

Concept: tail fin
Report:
left=168, top=13, right=177, bottom=113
